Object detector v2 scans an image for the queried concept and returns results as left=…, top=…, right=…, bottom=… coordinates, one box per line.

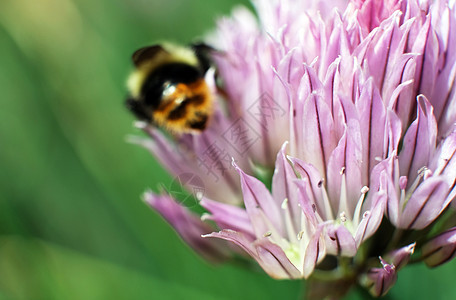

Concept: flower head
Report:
left=130, top=0, right=456, bottom=297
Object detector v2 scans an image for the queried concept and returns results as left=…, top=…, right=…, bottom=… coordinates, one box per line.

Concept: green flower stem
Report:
left=310, top=257, right=355, bottom=281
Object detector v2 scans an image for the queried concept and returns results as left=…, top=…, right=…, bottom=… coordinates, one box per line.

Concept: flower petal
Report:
left=300, top=89, right=337, bottom=178
left=290, top=157, right=331, bottom=221
left=356, top=78, right=389, bottom=178
left=200, top=197, right=255, bottom=238
left=398, top=96, right=437, bottom=184
left=303, top=225, right=326, bottom=278
left=429, top=129, right=456, bottom=208
left=234, top=163, right=284, bottom=237
left=352, top=0, right=402, bottom=33
left=144, top=192, right=230, bottom=262
left=254, top=238, right=302, bottom=279
left=327, top=121, right=363, bottom=215
left=386, top=242, right=416, bottom=270
left=370, top=155, right=401, bottom=225
left=399, top=176, right=450, bottom=229
left=325, top=224, right=357, bottom=257
left=272, top=143, right=301, bottom=231
left=354, top=188, right=387, bottom=247
left=422, top=227, right=456, bottom=267
left=203, top=230, right=301, bottom=279
left=363, top=257, right=397, bottom=297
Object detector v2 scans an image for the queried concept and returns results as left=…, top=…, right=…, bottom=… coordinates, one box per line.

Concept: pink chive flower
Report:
left=129, top=0, right=456, bottom=298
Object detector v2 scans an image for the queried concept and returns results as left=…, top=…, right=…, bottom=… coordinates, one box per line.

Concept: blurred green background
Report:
left=0, top=0, right=455, bottom=299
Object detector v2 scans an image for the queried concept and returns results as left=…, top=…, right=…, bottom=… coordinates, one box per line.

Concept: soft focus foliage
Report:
left=1, top=0, right=456, bottom=299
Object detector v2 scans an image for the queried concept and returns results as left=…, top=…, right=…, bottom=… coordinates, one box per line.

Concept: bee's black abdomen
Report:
left=125, top=98, right=151, bottom=121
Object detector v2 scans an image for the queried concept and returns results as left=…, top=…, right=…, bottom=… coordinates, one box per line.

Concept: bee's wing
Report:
left=190, top=43, right=216, bottom=72
left=132, top=45, right=168, bottom=67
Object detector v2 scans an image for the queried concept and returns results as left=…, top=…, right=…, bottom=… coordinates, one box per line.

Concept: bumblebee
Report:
left=126, top=43, right=214, bottom=134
